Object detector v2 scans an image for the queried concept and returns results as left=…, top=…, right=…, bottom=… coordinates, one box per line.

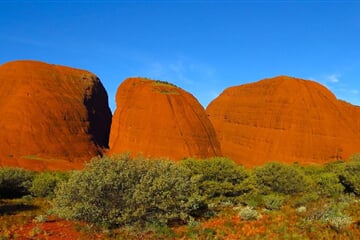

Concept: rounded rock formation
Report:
left=109, top=78, right=222, bottom=160
left=0, top=60, right=112, bottom=170
left=207, top=76, right=360, bottom=167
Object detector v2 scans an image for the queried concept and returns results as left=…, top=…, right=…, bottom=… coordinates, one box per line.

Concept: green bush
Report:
left=252, top=162, right=310, bottom=195
left=320, top=154, right=360, bottom=196
left=338, top=156, right=360, bottom=195
left=0, top=167, right=35, bottom=199
left=315, top=172, right=344, bottom=197
left=52, top=155, right=204, bottom=227
left=348, top=153, right=360, bottom=162
left=293, top=192, right=320, bottom=207
left=263, top=194, right=286, bottom=210
left=180, top=157, right=250, bottom=204
left=30, top=171, right=69, bottom=198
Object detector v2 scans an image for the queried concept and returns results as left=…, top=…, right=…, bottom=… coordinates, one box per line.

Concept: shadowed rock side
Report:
left=0, top=60, right=112, bottom=170
left=109, top=78, right=222, bottom=160
left=207, top=76, right=360, bottom=167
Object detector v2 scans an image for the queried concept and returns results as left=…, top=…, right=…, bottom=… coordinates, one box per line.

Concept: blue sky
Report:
left=1, top=1, right=360, bottom=111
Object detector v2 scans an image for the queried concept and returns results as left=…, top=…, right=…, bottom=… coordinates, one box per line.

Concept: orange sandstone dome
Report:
left=206, top=76, right=360, bottom=167
left=109, top=78, right=222, bottom=160
left=0, top=60, right=112, bottom=170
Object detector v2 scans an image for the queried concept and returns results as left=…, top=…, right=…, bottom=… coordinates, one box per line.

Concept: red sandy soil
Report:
left=207, top=76, right=360, bottom=167
left=0, top=60, right=112, bottom=171
left=5, top=216, right=103, bottom=239
left=109, top=78, right=222, bottom=160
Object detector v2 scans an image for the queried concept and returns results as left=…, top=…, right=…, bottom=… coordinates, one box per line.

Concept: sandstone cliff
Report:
left=0, top=60, right=112, bottom=170
left=109, top=78, right=222, bottom=160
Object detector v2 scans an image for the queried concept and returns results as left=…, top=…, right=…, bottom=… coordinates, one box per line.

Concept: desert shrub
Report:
left=180, top=157, right=250, bottom=204
left=324, top=202, right=353, bottom=232
left=52, top=155, right=204, bottom=227
left=305, top=198, right=353, bottom=230
left=238, top=206, right=262, bottom=221
left=263, top=194, right=286, bottom=210
left=348, top=153, right=360, bottom=162
left=296, top=206, right=307, bottom=213
left=252, top=162, right=310, bottom=195
left=323, top=160, right=346, bottom=172
left=0, top=167, right=35, bottom=199
left=315, top=172, right=344, bottom=197
left=293, top=192, right=320, bottom=207
left=239, top=192, right=263, bottom=208
left=338, top=157, right=360, bottom=195
left=30, top=171, right=69, bottom=198
left=328, top=215, right=353, bottom=233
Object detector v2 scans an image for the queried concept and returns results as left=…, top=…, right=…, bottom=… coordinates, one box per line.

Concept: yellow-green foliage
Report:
left=252, top=162, right=310, bottom=195
left=339, top=157, right=360, bottom=195
left=52, top=155, right=204, bottom=228
left=180, top=157, right=250, bottom=204
left=30, top=171, right=69, bottom=198
left=263, top=193, right=286, bottom=210
left=0, top=168, right=35, bottom=199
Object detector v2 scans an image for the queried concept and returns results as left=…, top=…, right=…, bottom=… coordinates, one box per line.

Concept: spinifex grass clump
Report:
left=52, top=155, right=205, bottom=228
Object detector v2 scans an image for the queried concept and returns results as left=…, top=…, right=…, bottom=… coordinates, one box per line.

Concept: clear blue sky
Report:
left=1, top=1, right=360, bottom=111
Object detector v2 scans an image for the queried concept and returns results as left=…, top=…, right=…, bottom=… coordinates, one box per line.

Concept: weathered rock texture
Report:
left=207, top=76, right=360, bottom=167
left=0, top=60, right=112, bottom=170
left=109, top=78, right=222, bottom=160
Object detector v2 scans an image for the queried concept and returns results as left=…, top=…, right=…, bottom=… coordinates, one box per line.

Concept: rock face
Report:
left=0, top=60, right=112, bottom=170
left=207, top=76, right=360, bottom=167
left=109, top=78, right=222, bottom=160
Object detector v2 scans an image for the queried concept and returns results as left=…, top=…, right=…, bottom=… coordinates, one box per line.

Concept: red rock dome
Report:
left=109, top=78, right=222, bottom=160
left=0, top=60, right=112, bottom=170
left=207, top=76, right=360, bottom=167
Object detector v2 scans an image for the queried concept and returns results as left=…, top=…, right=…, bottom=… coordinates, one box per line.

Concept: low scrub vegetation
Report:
left=30, top=171, right=69, bottom=198
left=0, top=154, right=359, bottom=238
left=52, top=155, right=205, bottom=228
left=0, top=168, right=35, bottom=198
